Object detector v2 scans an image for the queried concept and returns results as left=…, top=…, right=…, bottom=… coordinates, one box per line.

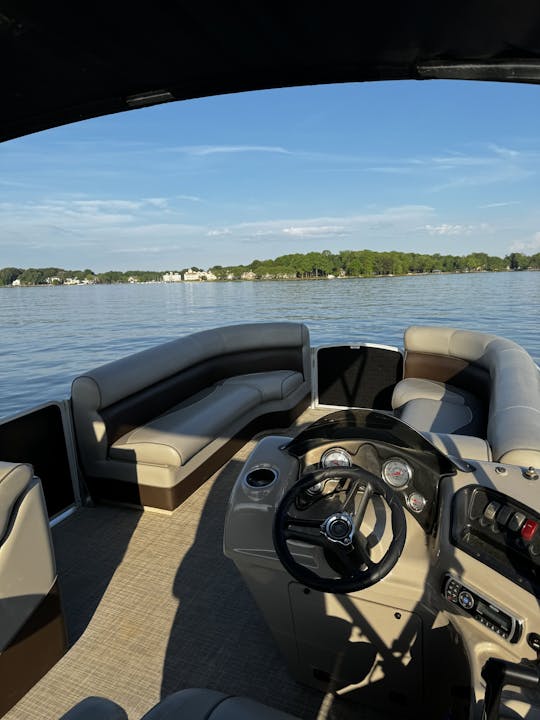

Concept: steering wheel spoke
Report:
left=329, top=544, right=361, bottom=576
left=353, top=482, right=373, bottom=533
left=355, top=539, right=376, bottom=571
left=284, top=514, right=325, bottom=545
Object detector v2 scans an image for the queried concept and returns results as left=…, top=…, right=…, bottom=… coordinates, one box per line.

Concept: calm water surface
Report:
left=1, top=272, right=538, bottom=419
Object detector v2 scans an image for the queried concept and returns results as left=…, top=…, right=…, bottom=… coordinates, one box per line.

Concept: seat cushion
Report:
left=141, top=688, right=299, bottom=720
left=398, top=397, right=482, bottom=436
left=222, top=370, right=303, bottom=402
left=110, top=383, right=261, bottom=467
left=392, top=378, right=477, bottom=410
left=393, top=378, right=485, bottom=436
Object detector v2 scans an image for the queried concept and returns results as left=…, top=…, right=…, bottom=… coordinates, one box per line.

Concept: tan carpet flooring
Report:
left=6, top=411, right=377, bottom=720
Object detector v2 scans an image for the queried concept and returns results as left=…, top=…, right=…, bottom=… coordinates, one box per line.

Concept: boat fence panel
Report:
left=315, top=344, right=403, bottom=410
left=0, top=403, right=76, bottom=519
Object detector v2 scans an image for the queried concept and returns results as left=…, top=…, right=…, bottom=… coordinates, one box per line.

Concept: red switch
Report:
left=521, top=519, right=538, bottom=542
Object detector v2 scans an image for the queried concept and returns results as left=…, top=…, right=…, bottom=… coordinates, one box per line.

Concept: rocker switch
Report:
left=483, top=501, right=500, bottom=523
left=509, top=512, right=526, bottom=532
left=521, top=520, right=538, bottom=543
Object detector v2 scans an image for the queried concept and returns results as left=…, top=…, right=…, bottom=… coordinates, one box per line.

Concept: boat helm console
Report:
left=224, top=408, right=540, bottom=718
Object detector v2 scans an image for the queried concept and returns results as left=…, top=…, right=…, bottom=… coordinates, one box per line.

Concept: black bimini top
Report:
left=2, top=2, right=540, bottom=142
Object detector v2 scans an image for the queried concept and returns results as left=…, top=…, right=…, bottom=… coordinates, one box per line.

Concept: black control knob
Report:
left=458, top=590, right=475, bottom=610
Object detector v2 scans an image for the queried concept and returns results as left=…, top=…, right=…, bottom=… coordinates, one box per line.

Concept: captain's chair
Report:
left=60, top=689, right=299, bottom=720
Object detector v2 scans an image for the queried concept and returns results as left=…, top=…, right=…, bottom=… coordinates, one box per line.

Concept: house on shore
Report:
left=162, top=272, right=183, bottom=283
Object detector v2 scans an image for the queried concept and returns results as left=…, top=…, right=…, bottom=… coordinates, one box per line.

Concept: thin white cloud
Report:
left=488, top=143, right=520, bottom=159
left=364, top=167, right=413, bottom=174
left=109, top=245, right=174, bottom=254
left=165, top=144, right=291, bottom=156
left=423, top=223, right=490, bottom=236
left=283, top=225, right=348, bottom=237
left=430, top=167, right=534, bottom=192
left=144, top=197, right=169, bottom=208
left=479, top=201, right=520, bottom=209
left=429, top=154, right=497, bottom=168
left=72, top=199, right=142, bottom=211
left=207, top=229, right=232, bottom=237
left=177, top=194, right=202, bottom=202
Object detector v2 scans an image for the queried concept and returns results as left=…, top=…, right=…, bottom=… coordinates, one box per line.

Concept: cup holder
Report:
left=245, top=466, right=278, bottom=488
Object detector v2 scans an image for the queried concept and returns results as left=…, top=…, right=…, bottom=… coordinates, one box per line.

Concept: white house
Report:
left=183, top=269, right=202, bottom=281
left=162, top=272, right=183, bottom=283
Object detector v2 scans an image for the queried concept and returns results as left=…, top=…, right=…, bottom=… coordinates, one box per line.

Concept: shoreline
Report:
left=3, top=268, right=537, bottom=288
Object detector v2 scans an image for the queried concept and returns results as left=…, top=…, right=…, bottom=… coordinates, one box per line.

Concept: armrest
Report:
left=0, top=462, right=33, bottom=542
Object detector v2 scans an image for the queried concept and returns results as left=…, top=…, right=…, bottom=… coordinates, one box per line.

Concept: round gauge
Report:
left=382, top=458, right=412, bottom=488
left=321, top=447, right=352, bottom=469
left=407, top=492, right=426, bottom=514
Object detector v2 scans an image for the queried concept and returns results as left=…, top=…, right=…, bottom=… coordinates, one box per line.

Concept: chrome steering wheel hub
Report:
left=321, top=512, right=355, bottom=545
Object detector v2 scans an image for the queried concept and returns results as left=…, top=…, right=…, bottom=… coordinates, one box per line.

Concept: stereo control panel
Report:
left=443, top=574, right=521, bottom=643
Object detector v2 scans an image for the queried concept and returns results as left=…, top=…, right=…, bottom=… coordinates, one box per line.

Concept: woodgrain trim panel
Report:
left=0, top=582, right=67, bottom=717
left=404, top=352, right=491, bottom=403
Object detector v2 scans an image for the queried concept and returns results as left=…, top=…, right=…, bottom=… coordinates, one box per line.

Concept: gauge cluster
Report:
left=307, top=441, right=440, bottom=531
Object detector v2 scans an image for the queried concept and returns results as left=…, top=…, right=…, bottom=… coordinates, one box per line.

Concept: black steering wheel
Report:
left=273, top=466, right=407, bottom=593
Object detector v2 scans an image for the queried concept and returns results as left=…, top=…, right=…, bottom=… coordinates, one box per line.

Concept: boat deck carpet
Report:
left=5, top=410, right=384, bottom=720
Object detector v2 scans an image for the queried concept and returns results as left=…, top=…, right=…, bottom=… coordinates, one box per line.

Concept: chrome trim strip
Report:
left=49, top=505, right=77, bottom=528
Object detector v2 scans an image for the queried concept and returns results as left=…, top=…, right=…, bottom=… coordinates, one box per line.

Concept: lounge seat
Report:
left=109, top=382, right=262, bottom=468
left=392, top=326, right=540, bottom=466
left=392, top=377, right=485, bottom=436
left=60, top=689, right=299, bottom=720
left=71, top=323, right=311, bottom=511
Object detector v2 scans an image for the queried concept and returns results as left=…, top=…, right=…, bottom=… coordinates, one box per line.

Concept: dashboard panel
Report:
left=296, top=438, right=449, bottom=533
left=284, top=409, right=465, bottom=534
left=452, top=486, right=540, bottom=598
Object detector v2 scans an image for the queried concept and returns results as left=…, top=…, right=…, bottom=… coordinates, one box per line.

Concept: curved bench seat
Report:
left=392, top=326, right=540, bottom=466
left=109, top=371, right=304, bottom=468
left=71, top=323, right=311, bottom=510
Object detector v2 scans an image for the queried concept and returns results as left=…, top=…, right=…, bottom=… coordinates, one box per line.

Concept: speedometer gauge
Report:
left=382, top=458, right=412, bottom=488
left=321, top=447, right=352, bottom=469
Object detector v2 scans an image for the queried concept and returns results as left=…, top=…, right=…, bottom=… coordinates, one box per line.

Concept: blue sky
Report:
left=1, top=80, right=540, bottom=271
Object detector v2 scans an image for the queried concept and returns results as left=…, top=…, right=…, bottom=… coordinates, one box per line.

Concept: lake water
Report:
left=1, top=271, right=539, bottom=420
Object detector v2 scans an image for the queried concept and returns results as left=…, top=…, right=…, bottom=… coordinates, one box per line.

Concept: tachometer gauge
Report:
left=321, top=447, right=352, bottom=469
left=382, top=458, right=412, bottom=488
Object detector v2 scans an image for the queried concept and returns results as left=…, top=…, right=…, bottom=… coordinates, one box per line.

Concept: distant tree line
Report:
left=209, top=250, right=539, bottom=279
left=0, top=267, right=169, bottom=286
left=1, top=251, right=538, bottom=286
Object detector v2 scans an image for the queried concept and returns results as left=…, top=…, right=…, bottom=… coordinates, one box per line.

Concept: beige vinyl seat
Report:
left=71, top=322, right=311, bottom=510
left=392, top=326, right=540, bottom=466
left=0, top=462, right=67, bottom=716
left=60, top=689, right=299, bottom=720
